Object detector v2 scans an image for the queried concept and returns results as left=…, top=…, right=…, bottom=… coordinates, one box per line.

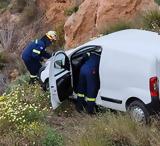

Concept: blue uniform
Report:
left=22, top=38, right=51, bottom=76
left=77, top=53, right=100, bottom=114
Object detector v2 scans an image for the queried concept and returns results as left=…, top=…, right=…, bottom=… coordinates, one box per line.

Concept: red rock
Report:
left=64, top=0, right=157, bottom=48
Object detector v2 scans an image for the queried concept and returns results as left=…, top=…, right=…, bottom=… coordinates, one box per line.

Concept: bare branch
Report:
left=0, top=19, right=15, bottom=50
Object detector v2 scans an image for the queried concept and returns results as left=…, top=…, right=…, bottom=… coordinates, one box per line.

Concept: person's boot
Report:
left=29, top=77, right=38, bottom=84
left=76, top=97, right=86, bottom=113
left=87, top=101, right=96, bottom=115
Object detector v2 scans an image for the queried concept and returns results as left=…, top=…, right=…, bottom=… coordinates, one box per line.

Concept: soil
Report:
left=47, top=100, right=93, bottom=146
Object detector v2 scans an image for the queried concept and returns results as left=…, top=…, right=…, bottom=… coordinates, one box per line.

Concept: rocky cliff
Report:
left=0, top=0, right=158, bottom=50
left=64, top=0, right=157, bottom=48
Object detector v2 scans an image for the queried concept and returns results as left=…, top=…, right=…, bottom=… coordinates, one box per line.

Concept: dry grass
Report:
left=142, top=9, right=160, bottom=32
left=102, top=21, right=133, bottom=35
left=77, top=112, right=160, bottom=146
left=0, top=18, right=15, bottom=51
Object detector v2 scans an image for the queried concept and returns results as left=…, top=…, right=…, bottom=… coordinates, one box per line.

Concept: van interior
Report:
left=70, top=45, right=102, bottom=94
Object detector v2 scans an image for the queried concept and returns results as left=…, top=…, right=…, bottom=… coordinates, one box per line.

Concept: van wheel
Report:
left=127, top=100, right=150, bottom=124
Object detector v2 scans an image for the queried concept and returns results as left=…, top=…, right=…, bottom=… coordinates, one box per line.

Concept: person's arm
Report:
left=41, top=50, right=51, bottom=59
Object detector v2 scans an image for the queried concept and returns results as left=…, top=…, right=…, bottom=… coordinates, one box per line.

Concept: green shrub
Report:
left=155, top=0, right=160, bottom=5
left=0, top=76, right=64, bottom=145
left=49, top=23, right=65, bottom=51
left=142, top=10, right=160, bottom=31
left=64, top=6, right=79, bottom=16
left=0, top=52, right=9, bottom=70
left=0, top=77, right=51, bottom=132
left=103, top=21, right=132, bottom=35
left=0, top=122, right=64, bottom=146
left=0, top=0, right=10, bottom=9
left=0, top=75, right=59, bottom=146
left=20, top=3, right=38, bottom=26
left=42, top=125, right=64, bottom=146
left=10, top=0, right=26, bottom=13
left=0, top=52, right=9, bottom=63
left=0, top=91, right=44, bottom=130
left=19, top=122, right=63, bottom=146
left=5, top=76, right=51, bottom=108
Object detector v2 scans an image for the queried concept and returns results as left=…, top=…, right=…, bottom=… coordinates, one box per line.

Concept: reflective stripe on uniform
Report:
left=77, top=93, right=85, bottom=98
left=35, top=39, right=38, bottom=44
left=86, top=97, right=96, bottom=102
left=33, top=49, right=40, bottom=54
left=30, top=75, right=37, bottom=78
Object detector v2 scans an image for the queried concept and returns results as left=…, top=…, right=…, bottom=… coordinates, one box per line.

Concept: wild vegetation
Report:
left=64, top=6, right=79, bottom=16
left=0, top=0, right=10, bottom=10
left=1, top=1, right=160, bottom=145
left=0, top=75, right=64, bottom=146
left=1, top=75, right=160, bottom=146
left=78, top=113, right=160, bottom=146
left=155, top=0, right=160, bottom=5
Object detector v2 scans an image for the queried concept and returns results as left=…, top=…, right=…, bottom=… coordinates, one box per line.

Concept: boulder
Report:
left=64, top=0, right=157, bottom=48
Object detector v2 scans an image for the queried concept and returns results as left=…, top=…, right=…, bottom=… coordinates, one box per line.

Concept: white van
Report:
left=39, top=29, right=160, bottom=123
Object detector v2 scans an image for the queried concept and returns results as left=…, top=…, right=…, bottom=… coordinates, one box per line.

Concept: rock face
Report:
left=37, top=0, right=73, bottom=25
left=64, top=0, right=157, bottom=48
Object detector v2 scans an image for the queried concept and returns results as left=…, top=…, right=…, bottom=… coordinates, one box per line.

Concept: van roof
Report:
left=83, top=29, right=160, bottom=58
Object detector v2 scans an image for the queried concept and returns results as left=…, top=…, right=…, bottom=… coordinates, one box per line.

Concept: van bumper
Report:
left=146, top=96, right=160, bottom=114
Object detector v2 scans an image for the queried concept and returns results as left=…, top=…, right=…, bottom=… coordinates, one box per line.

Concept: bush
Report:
left=20, top=2, right=38, bottom=26
left=0, top=122, right=64, bottom=146
left=0, top=77, right=51, bottom=131
left=64, top=6, right=79, bottom=16
left=0, top=51, right=9, bottom=70
left=0, top=20, right=15, bottom=51
left=42, top=125, right=64, bottom=146
left=103, top=21, right=132, bottom=35
left=48, top=23, right=65, bottom=51
left=142, top=10, right=160, bottom=32
left=5, top=75, right=51, bottom=108
left=155, top=0, right=160, bottom=5
left=0, top=0, right=10, bottom=9
left=0, top=76, right=63, bottom=145
left=9, top=0, right=26, bottom=13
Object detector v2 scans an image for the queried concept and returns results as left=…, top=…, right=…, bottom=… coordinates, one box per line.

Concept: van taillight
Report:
left=150, top=77, right=159, bottom=97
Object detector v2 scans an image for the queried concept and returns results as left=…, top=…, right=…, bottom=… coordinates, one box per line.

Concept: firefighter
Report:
left=22, top=31, right=57, bottom=84
left=76, top=52, right=100, bottom=114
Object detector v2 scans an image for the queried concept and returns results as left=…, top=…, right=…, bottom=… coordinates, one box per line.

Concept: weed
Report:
left=42, top=125, right=64, bottom=146
left=0, top=51, right=9, bottom=70
left=9, top=0, right=26, bottom=13
left=20, top=3, right=38, bottom=26
left=0, top=19, right=15, bottom=50
left=142, top=10, right=160, bottom=32
left=0, top=75, right=63, bottom=145
left=49, top=23, right=65, bottom=51
left=64, top=6, right=79, bottom=16
left=0, top=0, right=10, bottom=9
left=155, top=0, right=160, bottom=5
left=103, top=21, right=132, bottom=35
left=78, top=112, right=160, bottom=146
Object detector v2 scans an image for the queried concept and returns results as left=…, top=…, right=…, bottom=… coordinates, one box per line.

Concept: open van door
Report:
left=49, top=51, right=73, bottom=109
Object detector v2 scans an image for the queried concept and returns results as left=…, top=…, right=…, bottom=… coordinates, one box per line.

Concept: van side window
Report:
left=54, top=53, right=70, bottom=75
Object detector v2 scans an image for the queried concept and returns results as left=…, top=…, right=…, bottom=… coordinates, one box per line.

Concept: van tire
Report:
left=127, top=100, right=150, bottom=124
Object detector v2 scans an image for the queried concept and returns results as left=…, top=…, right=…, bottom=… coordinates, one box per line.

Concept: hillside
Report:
left=1, top=0, right=160, bottom=145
